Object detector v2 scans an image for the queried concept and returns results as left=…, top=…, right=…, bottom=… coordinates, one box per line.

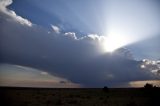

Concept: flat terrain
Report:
left=0, top=87, right=159, bottom=106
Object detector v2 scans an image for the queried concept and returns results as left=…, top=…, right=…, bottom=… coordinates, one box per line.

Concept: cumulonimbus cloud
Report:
left=0, top=0, right=159, bottom=87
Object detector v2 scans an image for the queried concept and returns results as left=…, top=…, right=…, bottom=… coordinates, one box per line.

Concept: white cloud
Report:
left=140, top=59, right=160, bottom=77
left=7, top=10, right=32, bottom=26
left=51, top=25, right=60, bottom=33
left=40, top=71, right=48, bottom=75
left=64, top=32, right=77, bottom=40
left=0, top=0, right=32, bottom=26
left=0, top=0, right=12, bottom=10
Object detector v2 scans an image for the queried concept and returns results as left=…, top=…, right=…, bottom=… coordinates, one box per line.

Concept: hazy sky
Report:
left=0, top=0, right=160, bottom=87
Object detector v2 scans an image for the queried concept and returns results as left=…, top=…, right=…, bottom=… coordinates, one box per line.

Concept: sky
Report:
left=0, top=0, right=160, bottom=88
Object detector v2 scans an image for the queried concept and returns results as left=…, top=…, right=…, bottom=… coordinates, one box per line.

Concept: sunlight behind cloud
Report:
left=101, top=33, right=132, bottom=53
left=101, top=0, right=160, bottom=53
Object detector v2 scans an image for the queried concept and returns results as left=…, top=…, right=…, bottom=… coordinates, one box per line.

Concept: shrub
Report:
left=144, top=83, right=153, bottom=89
left=103, top=86, right=109, bottom=92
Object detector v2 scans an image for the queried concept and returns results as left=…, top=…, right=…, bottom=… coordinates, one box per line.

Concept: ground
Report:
left=0, top=87, right=159, bottom=106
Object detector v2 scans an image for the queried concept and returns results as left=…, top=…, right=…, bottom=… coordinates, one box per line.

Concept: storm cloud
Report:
left=0, top=0, right=159, bottom=87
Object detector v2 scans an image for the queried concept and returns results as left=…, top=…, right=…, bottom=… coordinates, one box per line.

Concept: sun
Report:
left=101, top=34, right=130, bottom=53
left=102, top=37, right=118, bottom=52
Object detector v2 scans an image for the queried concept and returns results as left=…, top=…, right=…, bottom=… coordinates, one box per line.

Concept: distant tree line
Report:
left=144, top=83, right=159, bottom=89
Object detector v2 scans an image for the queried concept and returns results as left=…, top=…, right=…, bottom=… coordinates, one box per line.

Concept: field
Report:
left=0, top=87, right=159, bottom=106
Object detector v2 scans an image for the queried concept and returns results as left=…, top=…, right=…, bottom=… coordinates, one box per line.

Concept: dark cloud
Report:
left=0, top=0, right=159, bottom=87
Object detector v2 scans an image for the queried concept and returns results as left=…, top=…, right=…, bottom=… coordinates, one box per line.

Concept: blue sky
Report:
left=8, top=0, right=160, bottom=59
left=0, top=0, right=160, bottom=87
left=8, top=0, right=109, bottom=34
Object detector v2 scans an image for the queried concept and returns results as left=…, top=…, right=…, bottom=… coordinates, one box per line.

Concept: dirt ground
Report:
left=0, top=87, right=159, bottom=106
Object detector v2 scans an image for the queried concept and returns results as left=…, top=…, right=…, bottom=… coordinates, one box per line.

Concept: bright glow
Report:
left=101, top=33, right=131, bottom=53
